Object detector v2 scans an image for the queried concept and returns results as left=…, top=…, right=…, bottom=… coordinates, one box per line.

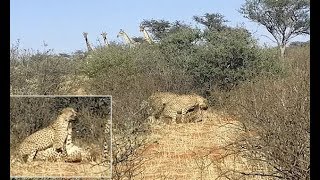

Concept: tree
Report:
left=168, top=20, right=192, bottom=34
left=193, top=13, right=228, bottom=31
left=187, top=26, right=261, bottom=91
left=159, top=24, right=200, bottom=56
left=140, top=19, right=171, bottom=40
left=239, top=0, right=310, bottom=58
left=131, top=37, right=145, bottom=43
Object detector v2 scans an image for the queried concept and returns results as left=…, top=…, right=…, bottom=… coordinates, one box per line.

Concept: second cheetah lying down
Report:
left=64, top=122, right=92, bottom=162
left=34, top=121, right=92, bottom=162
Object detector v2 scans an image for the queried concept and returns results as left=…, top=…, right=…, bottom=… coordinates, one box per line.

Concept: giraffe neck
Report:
left=121, top=32, right=134, bottom=45
left=102, top=34, right=109, bottom=46
left=85, top=37, right=93, bottom=51
left=103, top=37, right=109, bottom=46
left=142, top=29, right=153, bottom=44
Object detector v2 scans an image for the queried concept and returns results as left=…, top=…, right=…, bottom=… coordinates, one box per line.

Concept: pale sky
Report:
left=10, top=0, right=309, bottom=53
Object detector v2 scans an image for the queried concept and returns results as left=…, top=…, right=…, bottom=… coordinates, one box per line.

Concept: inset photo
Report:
left=10, top=95, right=112, bottom=178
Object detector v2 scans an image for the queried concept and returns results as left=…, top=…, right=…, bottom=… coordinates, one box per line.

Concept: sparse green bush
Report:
left=190, top=27, right=279, bottom=92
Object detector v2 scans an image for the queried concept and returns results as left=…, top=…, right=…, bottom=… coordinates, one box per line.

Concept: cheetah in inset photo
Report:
left=18, top=107, right=77, bottom=163
left=10, top=96, right=112, bottom=177
left=63, top=122, right=92, bottom=163
left=34, top=147, right=66, bottom=162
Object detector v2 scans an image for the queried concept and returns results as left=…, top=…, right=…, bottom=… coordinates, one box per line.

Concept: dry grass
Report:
left=10, top=158, right=110, bottom=178
left=132, top=109, right=271, bottom=180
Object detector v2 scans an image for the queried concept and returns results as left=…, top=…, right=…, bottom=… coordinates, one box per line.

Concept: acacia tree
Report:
left=239, top=0, right=310, bottom=58
left=193, top=13, right=228, bottom=32
left=140, top=19, right=171, bottom=40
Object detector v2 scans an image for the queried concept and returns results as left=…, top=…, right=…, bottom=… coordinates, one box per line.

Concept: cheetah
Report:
left=18, top=107, right=77, bottom=163
left=143, top=92, right=180, bottom=123
left=150, top=93, right=209, bottom=124
left=103, top=120, right=111, bottom=163
left=63, top=122, right=91, bottom=162
left=34, top=147, right=66, bottom=162
left=166, top=94, right=208, bottom=123
left=36, top=117, right=91, bottom=163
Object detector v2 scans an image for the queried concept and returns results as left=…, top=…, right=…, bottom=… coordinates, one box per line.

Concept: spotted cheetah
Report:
left=146, top=92, right=208, bottom=124
left=103, top=120, right=111, bottom=162
left=35, top=116, right=91, bottom=163
left=18, top=107, right=77, bottom=163
left=34, top=147, right=66, bottom=162
left=162, top=93, right=208, bottom=123
left=64, top=122, right=91, bottom=162
left=161, top=94, right=208, bottom=123
left=143, top=92, right=180, bottom=123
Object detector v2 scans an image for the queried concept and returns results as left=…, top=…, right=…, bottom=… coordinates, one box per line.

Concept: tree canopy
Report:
left=239, top=0, right=310, bottom=57
left=193, top=13, right=228, bottom=31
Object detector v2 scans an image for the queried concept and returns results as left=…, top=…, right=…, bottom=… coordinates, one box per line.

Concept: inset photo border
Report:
left=10, top=95, right=112, bottom=179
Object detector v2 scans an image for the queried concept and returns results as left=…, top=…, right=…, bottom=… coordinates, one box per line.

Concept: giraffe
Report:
left=117, top=29, right=137, bottom=47
left=101, top=32, right=109, bottom=47
left=82, top=32, right=94, bottom=52
left=139, top=26, right=154, bottom=44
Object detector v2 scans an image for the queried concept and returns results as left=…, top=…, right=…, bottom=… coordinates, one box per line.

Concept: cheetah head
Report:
left=140, top=100, right=155, bottom=116
left=196, top=96, right=209, bottom=110
left=60, top=107, right=77, bottom=122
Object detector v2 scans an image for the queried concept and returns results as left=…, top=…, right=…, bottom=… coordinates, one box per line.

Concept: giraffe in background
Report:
left=101, top=32, right=109, bottom=47
left=82, top=32, right=93, bottom=52
left=140, top=26, right=154, bottom=44
left=117, top=29, right=137, bottom=47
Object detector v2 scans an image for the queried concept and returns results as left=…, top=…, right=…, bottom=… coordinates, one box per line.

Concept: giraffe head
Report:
left=83, top=32, right=88, bottom=38
left=101, top=32, right=107, bottom=37
left=139, top=25, right=145, bottom=32
left=117, top=29, right=125, bottom=38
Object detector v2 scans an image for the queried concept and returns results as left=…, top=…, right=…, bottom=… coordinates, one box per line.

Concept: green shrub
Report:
left=187, top=28, right=263, bottom=90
